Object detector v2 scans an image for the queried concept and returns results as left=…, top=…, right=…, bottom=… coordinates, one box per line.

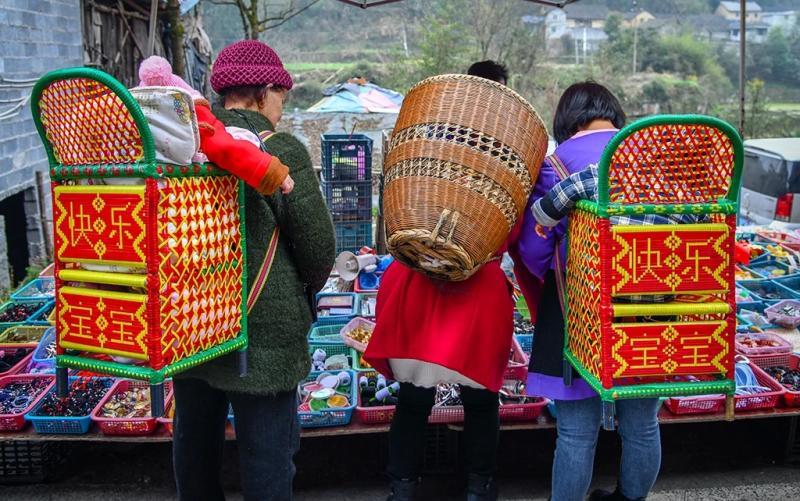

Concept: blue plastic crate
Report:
left=739, top=279, right=800, bottom=304
left=322, top=179, right=372, bottom=222
left=297, top=370, right=357, bottom=429
left=334, top=221, right=373, bottom=255
left=11, top=278, right=55, bottom=303
left=321, top=134, right=373, bottom=183
left=25, top=377, right=114, bottom=434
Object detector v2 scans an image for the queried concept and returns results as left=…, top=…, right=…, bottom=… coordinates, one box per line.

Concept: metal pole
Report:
left=739, top=0, right=746, bottom=136
left=147, top=0, right=159, bottom=57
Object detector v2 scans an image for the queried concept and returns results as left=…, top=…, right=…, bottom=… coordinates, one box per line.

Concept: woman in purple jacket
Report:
left=510, top=82, right=661, bottom=501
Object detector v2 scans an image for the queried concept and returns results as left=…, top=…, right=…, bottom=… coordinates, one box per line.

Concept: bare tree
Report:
left=210, top=0, right=321, bottom=40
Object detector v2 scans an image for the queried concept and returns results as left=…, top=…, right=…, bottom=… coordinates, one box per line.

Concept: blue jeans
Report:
left=551, top=397, right=661, bottom=501
left=172, top=378, right=300, bottom=501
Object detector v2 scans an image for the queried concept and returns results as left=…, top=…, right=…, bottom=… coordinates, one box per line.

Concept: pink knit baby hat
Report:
left=137, top=56, right=203, bottom=100
left=211, top=40, right=293, bottom=94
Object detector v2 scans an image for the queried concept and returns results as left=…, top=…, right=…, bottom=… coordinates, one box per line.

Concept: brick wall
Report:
left=0, top=0, right=82, bottom=286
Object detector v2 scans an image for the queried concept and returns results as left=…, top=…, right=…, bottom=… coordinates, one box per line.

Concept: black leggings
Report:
left=387, top=382, right=500, bottom=480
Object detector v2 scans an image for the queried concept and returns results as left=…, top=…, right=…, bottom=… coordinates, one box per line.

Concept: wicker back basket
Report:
left=384, top=75, right=547, bottom=281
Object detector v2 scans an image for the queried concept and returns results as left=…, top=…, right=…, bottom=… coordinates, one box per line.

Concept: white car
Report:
left=739, top=138, right=800, bottom=229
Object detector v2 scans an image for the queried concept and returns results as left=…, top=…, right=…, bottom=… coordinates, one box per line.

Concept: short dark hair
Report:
left=467, top=60, right=509, bottom=84
left=552, top=81, right=626, bottom=144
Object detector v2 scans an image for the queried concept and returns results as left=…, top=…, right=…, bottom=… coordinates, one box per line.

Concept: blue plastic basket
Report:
left=308, top=321, right=349, bottom=343
left=10, top=278, right=55, bottom=303
left=25, top=377, right=114, bottom=434
left=315, top=292, right=359, bottom=325
left=773, top=274, right=800, bottom=294
left=26, top=300, right=55, bottom=326
left=30, top=327, right=56, bottom=372
left=746, top=258, right=798, bottom=280
left=515, top=334, right=533, bottom=355
left=334, top=221, right=373, bottom=255
left=321, top=134, right=373, bottom=183
left=739, top=279, right=800, bottom=304
left=0, top=301, right=52, bottom=332
left=297, top=370, right=357, bottom=429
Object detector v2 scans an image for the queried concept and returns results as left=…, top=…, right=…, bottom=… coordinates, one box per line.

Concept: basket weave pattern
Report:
left=384, top=75, right=547, bottom=281
left=39, top=77, right=144, bottom=165
left=564, top=117, right=741, bottom=401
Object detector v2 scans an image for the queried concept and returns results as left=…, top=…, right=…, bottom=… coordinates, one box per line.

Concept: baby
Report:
left=135, top=56, right=294, bottom=195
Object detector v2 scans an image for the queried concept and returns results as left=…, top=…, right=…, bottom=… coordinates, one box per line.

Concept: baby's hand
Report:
left=535, top=224, right=548, bottom=238
left=280, top=174, right=295, bottom=194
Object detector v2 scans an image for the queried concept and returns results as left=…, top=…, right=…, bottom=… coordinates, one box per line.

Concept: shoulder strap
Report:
left=245, top=130, right=281, bottom=314
left=247, top=227, right=280, bottom=314
left=547, top=153, right=570, bottom=313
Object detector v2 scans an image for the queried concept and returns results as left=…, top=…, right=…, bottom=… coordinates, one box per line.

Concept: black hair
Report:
left=552, top=81, right=626, bottom=144
left=467, top=60, right=509, bottom=85
left=218, top=84, right=286, bottom=107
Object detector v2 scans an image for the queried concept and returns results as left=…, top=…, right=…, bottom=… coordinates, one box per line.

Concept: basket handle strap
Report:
left=547, top=153, right=569, bottom=313
left=247, top=227, right=280, bottom=314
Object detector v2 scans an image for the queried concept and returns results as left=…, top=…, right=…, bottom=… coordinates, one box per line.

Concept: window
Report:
left=742, top=150, right=800, bottom=196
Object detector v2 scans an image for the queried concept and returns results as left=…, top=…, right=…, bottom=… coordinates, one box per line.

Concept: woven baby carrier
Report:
left=383, top=74, right=548, bottom=281
left=30, top=68, right=251, bottom=417
left=560, top=115, right=743, bottom=430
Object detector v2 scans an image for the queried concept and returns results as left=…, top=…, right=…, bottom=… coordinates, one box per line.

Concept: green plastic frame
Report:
left=563, top=115, right=744, bottom=404
left=32, top=68, right=249, bottom=383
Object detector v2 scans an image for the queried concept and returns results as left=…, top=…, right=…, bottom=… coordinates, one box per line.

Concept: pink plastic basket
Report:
left=735, top=331, right=793, bottom=356
left=340, top=317, right=375, bottom=353
left=746, top=352, right=792, bottom=369
left=765, top=300, right=800, bottom=328
left=429, top=405, right=465, bottom=424
left=0, top=345, right=35, bottom=377
left=92, top=379, right=174, bottom=436
left=0, top=374, right=55, bottom=431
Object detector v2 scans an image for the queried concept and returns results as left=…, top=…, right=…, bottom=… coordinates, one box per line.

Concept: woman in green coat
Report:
left=172, top=40, right=336, bottom=501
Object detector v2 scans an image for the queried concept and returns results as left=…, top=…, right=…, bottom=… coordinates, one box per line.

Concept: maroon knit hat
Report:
left=211, top=40, right=293, bottom=93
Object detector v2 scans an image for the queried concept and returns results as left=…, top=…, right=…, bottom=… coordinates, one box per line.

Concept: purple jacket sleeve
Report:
left=514, top=159, right=565, bottom=281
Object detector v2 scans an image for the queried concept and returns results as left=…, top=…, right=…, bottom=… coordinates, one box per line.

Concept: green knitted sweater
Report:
left=179, top=107, right=336, bottom=395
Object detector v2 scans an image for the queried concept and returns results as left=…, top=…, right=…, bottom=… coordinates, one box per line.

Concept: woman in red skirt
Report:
left=364, top=61, right=516, bottom=501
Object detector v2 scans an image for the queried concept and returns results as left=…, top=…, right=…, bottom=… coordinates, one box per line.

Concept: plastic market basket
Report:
left=0, top=325, right=48, bottom=346
left=0, top=374, right=55, bottom=431
left=92, top=379, right=174, bottom=435
left=25, top=377, right=114, bottom=434
left=10, top=278, right=55, bottom=303
left=297, top=370, right=357, bottom=428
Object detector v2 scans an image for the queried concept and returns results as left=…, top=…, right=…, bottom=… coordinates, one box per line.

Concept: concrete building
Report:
left=716, top=1, right=763, bottom=22
left=0, top=0, right=83, bottom=289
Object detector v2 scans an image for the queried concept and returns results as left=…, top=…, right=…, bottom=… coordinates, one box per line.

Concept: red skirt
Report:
left=363, top=261, right=515, bottom=392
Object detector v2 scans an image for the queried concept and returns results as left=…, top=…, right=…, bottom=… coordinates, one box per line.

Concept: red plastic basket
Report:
left=734, top=362, right=785, bottom=412
left=663, top=394, right=725, bottom=415
left=503, top=336, right=529, bottom=381
left=758, top=354, right=800, bottom=408
left=746, top=352, right=792, bottom=369
left=0, top=374, right=55, bottom=431
left=735, top=331, right=793, bottom=356
left=355, top=370, right=396, bottom=425
left=92, top=379, right=174, bottom=435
